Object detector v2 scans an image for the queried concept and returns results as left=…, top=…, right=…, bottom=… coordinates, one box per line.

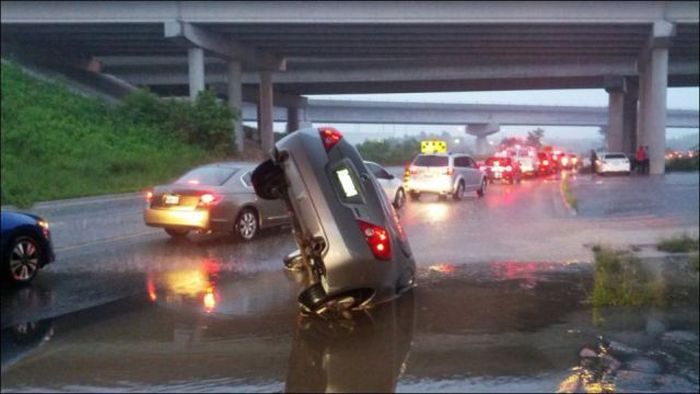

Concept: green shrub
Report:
left=591, top=246, right=666, bottom=307
left=657, top=234, right=699, bottom=253
left=1, top=61, right=227, bottom=207
left=356, top=137, right=421, bottom=165
left=666, top=156, right=699, bottom=172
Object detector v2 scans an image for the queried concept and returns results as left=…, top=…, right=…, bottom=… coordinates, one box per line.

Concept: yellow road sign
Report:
left=421, top=140, right=447, bottom=154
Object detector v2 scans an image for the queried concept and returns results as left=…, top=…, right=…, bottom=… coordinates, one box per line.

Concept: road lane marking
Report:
left=54, top=229, right=161, bottom=252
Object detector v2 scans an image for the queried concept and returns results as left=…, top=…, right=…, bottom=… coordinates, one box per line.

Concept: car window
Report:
left=413, top=155, right=449, bottom=167
left=453, top=156, right=468, bottom=167
left=604, top=154, right=627, bottom=159
left=240, top=170, right=253, bottom=188
left=465, top=157, right=477, bottom=168
left=176, top=166, right=239, bottom=186
left=365, top=162, right=390, bottom=179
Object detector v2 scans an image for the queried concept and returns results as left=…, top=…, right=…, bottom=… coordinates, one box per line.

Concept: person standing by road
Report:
left=590, top=149, right=598, bottom=174
left=635, top=146, right=646, bottom=175
left=643, top=146, right=650, bottom=174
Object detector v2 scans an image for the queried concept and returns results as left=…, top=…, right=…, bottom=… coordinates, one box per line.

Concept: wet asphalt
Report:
left=1, top=171, right=698, bottom=392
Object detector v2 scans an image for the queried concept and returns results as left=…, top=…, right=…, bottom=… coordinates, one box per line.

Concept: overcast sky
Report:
left=306, top=87, right=700, bottom=141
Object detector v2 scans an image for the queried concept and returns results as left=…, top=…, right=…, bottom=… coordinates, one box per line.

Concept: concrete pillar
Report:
left=622, top=79, right=638, bottom=154
left=605, top=76, right=626, bottom=152
left=258, top=71, right=274, bottom=153
left=187, top=47, right=205, bottom=99
left=286, top=107, right=300, bottom=133
left=475, top=135, right=489, bottom=156
left=227, top=60, right=244, bottom=153
left=645, top=45, right=670, bottom=174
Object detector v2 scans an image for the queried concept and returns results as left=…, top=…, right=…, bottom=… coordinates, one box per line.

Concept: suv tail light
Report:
left=198, top=192, right=222, bottom=207
left=358, top=220, right=392, bottom=261
left=319, top=127, right=343, bottom=152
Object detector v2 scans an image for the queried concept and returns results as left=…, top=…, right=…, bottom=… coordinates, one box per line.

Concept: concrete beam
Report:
left=164, top=20, right=284, bottom=71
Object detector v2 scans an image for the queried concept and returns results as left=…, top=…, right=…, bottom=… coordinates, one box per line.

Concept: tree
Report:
left=526, top=128, right=545, bottom=148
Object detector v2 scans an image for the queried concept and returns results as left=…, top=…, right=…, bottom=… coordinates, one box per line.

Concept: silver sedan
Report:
left=143, top=162, right=288, bottom=240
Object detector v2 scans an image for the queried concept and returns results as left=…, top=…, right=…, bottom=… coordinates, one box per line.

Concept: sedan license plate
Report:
left=164, top=194, right=180, bottom=205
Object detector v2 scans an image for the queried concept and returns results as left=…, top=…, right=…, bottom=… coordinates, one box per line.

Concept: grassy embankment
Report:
left=1, top=61, right=223, bottom=207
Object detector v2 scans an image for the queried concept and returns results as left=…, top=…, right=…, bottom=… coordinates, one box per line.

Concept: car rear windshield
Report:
left=176, top=166, right=238, bottom=186
left=604, top=154, right=627, bottom=159
left=486, top=157, right=511, bottom=165
left=413, top=155, right=449, bottom=167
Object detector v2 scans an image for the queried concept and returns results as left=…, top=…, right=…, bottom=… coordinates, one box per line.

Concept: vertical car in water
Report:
left=251, top=127, right=416, bottom=315
left=1, top=211, right=55, bottom=284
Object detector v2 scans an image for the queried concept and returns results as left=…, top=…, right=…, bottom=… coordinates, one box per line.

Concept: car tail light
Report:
left=319, top=127, right=343, bottom=152
left=198, top=193, right=222, bottom=207
left=358, top=220, right=392, bottom=261
left=146, top=191, right=153, bottom=203
left=443, top=167, right=454, bottom=176
left=542, top=160, right=549, bottom=166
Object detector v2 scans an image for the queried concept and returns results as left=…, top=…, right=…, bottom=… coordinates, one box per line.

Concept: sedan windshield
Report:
left=176, top=166, right=238, bottom=186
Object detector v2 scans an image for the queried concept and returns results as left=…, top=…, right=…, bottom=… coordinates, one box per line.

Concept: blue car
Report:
left=1, top=211, right=55, bottom=284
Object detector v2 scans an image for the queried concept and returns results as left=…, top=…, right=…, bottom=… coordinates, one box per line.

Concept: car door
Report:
left=453, top=156, right=475, bottom=190
left=240, top=169, right=288, bottom=225
left=463, top=157, right=480, bottom=189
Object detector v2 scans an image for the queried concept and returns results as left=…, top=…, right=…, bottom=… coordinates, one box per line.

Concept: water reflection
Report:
left=1, top=318, right=54, bottom=372
left=286, top=293, right=415, bottom=393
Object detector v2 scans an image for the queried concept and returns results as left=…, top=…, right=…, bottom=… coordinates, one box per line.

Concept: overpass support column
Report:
left=466, top=123, right=499, bottom=156
left=258, top=71, right=274, bottom=153
left=604, top=76, right=626, bottom=152
left=286, top=107, right=300, bottom=133
left=622, top=79, right=638, bottom=154
left=187, top=47, right=205, bottom=99
left=475, top=135, right=489, bottom=156
left=642, top=21, right=675, bottom=174
left=227, top=60, right=244, bottom=153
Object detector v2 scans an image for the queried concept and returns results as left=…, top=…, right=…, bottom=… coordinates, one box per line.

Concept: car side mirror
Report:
left=387, top=173, right=395, bottom=180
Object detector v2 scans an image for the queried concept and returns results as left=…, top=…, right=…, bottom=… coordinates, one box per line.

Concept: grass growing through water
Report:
left=590, top=245, right=666, bottom=308
left=657, top=234, right=699, bottom=253
left=561, top=174, right=578, bottom=211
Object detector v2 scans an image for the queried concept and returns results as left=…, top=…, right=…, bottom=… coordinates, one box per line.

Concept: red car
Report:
left=484, top=157, right=521, bottom=184
left=537, top=152, right=556, bottom=176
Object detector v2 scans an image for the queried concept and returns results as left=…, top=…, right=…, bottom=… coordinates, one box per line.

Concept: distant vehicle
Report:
left=251, top=127, right=416, bottom=315
left=1, top=211, right=55, bottom=284
left=537, top=152, right=556, bottom=176
left=514, top=153, right=537, bottom=177
left=143, top=162, right=288, bottom=240
left=595, top=152, right=631, bottom=175
left=405, top=153, right=486, bottom=201
left=364, top=161, right=406, bottom=209
left=484, top=156, right=522, bottom=184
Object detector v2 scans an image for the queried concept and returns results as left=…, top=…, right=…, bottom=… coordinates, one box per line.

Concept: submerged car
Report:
left=251, top=127, right=416, bottom=315
left=144, top=162, right=288, bottom=240
left=364, top=161, right=406, bottom=209
left=404, top=153, right=486, bottom=201
left=1, top=211, right=55, bottom=284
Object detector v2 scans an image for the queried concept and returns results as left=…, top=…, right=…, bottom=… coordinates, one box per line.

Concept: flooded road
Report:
left=2, top=261, right=698, bottom=392
left=2, top=172, right=698, bottom=392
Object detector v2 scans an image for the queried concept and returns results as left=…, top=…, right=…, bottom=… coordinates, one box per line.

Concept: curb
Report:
left=2, top=192, right=143, bottom=211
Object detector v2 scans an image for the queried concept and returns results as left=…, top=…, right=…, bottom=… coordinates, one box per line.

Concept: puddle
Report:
left=1, top=261, right=697, bottom=392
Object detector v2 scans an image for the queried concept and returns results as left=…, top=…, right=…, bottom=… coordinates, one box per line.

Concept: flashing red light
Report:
left=358, top=220, right=392, bottom=261
left=198, top=193, right=222, bottom=207
left=319, top=127, right=343, bottom=151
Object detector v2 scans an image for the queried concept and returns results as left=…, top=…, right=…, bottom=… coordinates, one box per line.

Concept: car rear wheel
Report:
left=393, top=188, right=406, bottom=209
left=409, top=191, right=420, bottom=201
left=453, top=181, right=465, bottom=201
left=477, top=179, right=486, bottom=198
left=165, top=228, right=189, bottom=239
left=235, top=208, right=259, bottom=241
left=4, top=236, right=40, bottom=284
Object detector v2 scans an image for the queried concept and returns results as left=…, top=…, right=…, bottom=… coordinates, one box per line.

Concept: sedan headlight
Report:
left=37, top=219, right=50, bottom=237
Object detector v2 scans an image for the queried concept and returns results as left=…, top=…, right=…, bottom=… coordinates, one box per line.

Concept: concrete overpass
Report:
left=2, top=1, right=699, bottom=173
left=240, top=99, right=700, bottom=128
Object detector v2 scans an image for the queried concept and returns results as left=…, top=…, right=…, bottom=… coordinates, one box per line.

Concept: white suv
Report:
left=405, top=153, right=487, bottom=201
